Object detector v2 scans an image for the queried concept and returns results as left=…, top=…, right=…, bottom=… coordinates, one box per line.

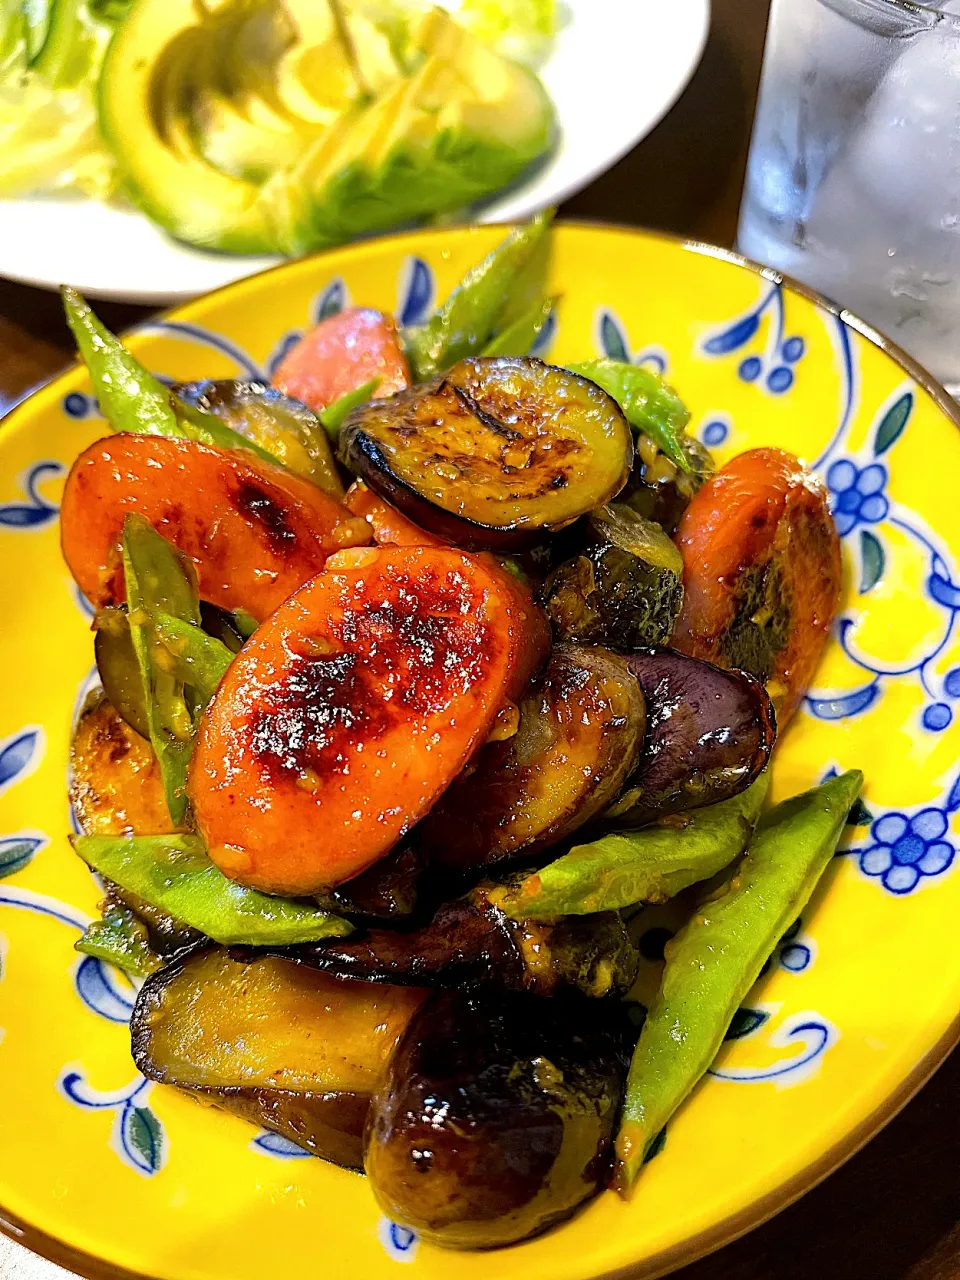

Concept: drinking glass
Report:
left=738, top=0, right=960, bottom=391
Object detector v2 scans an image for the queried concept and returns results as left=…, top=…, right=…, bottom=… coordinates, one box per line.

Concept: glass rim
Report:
left=824, top=0, right=960, bottom=30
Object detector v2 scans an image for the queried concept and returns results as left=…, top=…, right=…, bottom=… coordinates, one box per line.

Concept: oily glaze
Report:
left=132, top=949, right=426, bottom=1169
left=190, top=545, right=550, bottom=893
left=279, top=883, right=638, bottom=999
left=672, top=447, right=842, bottom=726
left=340, top=357, right=633, bottom=550
left=60, top=433, right=370, bottom=618
left=607, top=649, right=776, bottom=826
left=422, top=645, right=645, bottom=868
left=365, top=990, right=632, bottom=1248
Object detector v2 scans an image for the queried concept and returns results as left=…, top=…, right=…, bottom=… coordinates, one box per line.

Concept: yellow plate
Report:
left=1, top=224, right=958, bottom=1280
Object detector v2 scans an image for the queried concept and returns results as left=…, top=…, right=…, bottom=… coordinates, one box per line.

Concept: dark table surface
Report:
left=1, top=1, right=957, bottom=1277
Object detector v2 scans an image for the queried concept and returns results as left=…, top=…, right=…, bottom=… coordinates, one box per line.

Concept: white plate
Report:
left=0, top=0, right=709, bottom=303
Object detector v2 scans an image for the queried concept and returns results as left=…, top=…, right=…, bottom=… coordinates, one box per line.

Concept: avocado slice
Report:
left=286, top=8, right=555, bottom=247
left=99, top=0, right=553, bottom=257
left=99, top=2, right=280, bottom=253
left=183, top=2, right=319, bottom=182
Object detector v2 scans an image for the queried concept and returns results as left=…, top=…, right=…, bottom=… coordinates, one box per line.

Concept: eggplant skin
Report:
left=365, top=990, right=631, bottom=1249
left=339, top=357, right=633, bottom=551
left=281, top=882, right=638, bottom=999
left=188, top=1086, right=370, bottom=1171
left=132, top=948, right=426, bottom=1167
left=420, top=645, right=645, bottom=869
left=317, top=843, right=424, bottom=922
left=607, top=648, right=776, bottom=825
left=543, top=505, right=684, bottom=649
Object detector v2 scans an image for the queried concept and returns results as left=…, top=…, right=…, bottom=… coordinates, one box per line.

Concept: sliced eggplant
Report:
left=317, top=843, right=424, bottom=922
left=543, top=504, right=684, bottom=648
left=606, top=649, right=776, bottom=826
left=365, top=989, right=632, bottom=1248
left=131, top=948, right=427, bottom=1168
left=70, top=691, right=184, bottom=837
left=278, top=882, right=638, bottom=999
left=339, top=357, right=633, bottom=551
left=619, top=431, right=714, bottom=534
left=421, top=645, right=645, bottom=869
left=175, top=379, right=344, bottom=496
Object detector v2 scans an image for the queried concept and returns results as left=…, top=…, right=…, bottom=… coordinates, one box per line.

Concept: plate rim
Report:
left=1, top=218, right=958, bottom=1280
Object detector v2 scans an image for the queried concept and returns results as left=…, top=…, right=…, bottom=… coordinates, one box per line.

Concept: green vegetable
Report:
left=458, top=0, right=559, bottom=67
left=31, top=0, right=127, bottom=89
left=62, top=288, right=281, bottom=466
left=152, top=612, right=234, bottom=710
left=543, top=504, right=684, bottom=648
left=62, top=286, right=186, bottom=439
left=501, top=774, right=770, bottom=919
left=0, top=0, right=23, bottom=70
left=481, top=295, right=556, bottom=358
left=318, top=378, right=380, bottom=442
left=612, top=769, right=863, bottom=1197
left=233, top=608, right=258, bottom=639
left=21, top=0, right=50, bottom=61
left=568, top=359, right=692, bottom=474
left=73, top=834, right=353, bottom=946
left=121, top=515, right=201, bottom=826
left=100, top=2, right=554, bottom=257
left=406, top=209, right=553, bottom=381
left=93, top=607, right=149, bottom=737
left=75, top=905, right=161, bottom=978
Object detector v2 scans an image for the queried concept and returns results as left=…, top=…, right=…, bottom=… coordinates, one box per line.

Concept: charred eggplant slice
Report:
left=619, top=431, right=714, bottom=534
left=70, top=692, right=184, bottom=837
left=606, top=649, right=776, bottom=826
left=422, top=645, right=645, bottom=869
left=543, top=505, right=684, bottom=648
left=366, top=989, right=632, bottom=1248
left=339, top=357, right=633, bottom=551
left=317, top=844, right=424, bottom=923
left=281, top=883, right=638, bottom=999
left=132, top=949, right=426, bottom=1168
left=175, top=379, right=344, bottom=497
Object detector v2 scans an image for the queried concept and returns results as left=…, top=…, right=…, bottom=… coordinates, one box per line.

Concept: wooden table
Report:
left=1, top=1, right=957, bottom=1277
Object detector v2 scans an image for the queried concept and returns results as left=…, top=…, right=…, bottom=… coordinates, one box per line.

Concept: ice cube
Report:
left=844, top=27, right=960, bottom=226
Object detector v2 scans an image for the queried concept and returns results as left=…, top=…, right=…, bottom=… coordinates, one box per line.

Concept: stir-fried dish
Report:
left=61, top=214, right=860, bottom=1249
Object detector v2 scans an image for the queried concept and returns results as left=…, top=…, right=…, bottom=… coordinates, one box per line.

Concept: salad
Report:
left=61, top=214, right=861, bottom=1250
left=0, top=0, right=558, bottom=255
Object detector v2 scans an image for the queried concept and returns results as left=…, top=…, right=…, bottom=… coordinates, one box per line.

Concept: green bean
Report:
left=62, top=285, right=185, bottom=440
left=122, top=515, right=201, bottom=826
left=481, top=295, right=557, bottom=358
left=501, top=774, right=770, bottom=919
left=62, top=286, right=280, bottom=466
left=406, top=210, right=554, bottom=380
left=318, top=378, right=380, bottom=442
left=73, top=835, right=352, bottom=946
left=75, top=905, right=161, bottom=978
left=153, top=612, right=234, bottom=711
left=568, top=359, right=692, bottom=473
left=612, top=768, right=863, bottom=1197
